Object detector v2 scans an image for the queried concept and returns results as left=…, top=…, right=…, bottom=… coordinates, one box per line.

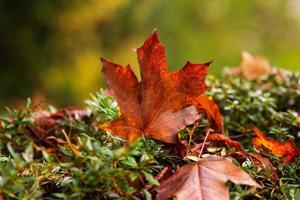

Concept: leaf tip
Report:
left=149, top=29, right=160, bottom=44
left=144, top=29, right=161, bottom=47
left=204, top=60, right=213, bottom=66
left=184, top=60, right=212, bottom=68
left=152, top=28, right=158, bottom=36
left=100, top=57, right=110, bottom=65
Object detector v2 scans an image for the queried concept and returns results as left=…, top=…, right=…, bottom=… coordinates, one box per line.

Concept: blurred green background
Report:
left=0, top=0, right=300, bottom=109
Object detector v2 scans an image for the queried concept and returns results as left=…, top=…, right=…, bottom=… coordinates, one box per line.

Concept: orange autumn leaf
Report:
left=100, top=31, right=210, bottom=143
left=241, top=51, right=271, bottom=80
left=226, top=51, right=271, bottom=81
left=252, top=127, right=300, bottom=163
left=192, top=96, right=224, bottom=133
left=155, top=156, right=261, bottom=200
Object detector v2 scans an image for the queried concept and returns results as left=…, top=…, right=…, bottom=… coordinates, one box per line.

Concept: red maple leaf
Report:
left=100, top=31, right=210, bottom=143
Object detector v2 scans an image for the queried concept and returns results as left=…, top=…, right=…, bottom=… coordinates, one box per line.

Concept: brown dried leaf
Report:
left=155, top=156, right=261, bottom=200
left=225, top=51, right=271, bottom=81
left=26, top=108, right=92, bottom=148
left=227, top=152, right=278, bottom=181
left=206, top=133, right=242, bottom=151
left=241, top=51, right=271, bottom=80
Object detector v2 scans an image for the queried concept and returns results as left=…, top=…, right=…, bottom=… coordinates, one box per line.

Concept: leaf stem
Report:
left=198, top=128, right=212, bottom=159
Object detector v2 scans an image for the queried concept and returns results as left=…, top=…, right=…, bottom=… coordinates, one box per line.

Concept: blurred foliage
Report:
left=1, top=0, right=300, bottom=108
left=207, top=69, right=300, bottom=147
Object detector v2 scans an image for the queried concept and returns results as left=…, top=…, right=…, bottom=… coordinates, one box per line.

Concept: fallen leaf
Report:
left=225, top=51, right=271, bottom=81
left=192, top=96, right=224, bottom=133
left=189, top=133, right=243, bottom=156
left=155, top=156, right=261, bottom=200
left=248, top=153, right=278, bottom=180
left=252, top=127, right=300, bottom=163
left=240, top=51, right=271, bottom=81
left=205, top=133, right=243, bottom=151
left=227, top=152, right=278, bottom=181
left=26, top=108, right=92, bottom=148
left=100, top=31, right=210, bottom=143
left=51, top=108, right=92, bottom=121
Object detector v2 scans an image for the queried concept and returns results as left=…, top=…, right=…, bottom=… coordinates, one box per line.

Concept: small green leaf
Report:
left=59, top=146, right=73, bottom=157
left=121, top=156, right=137, bottom=167
left=128, top=171, right=139, bottom=181
left=144, top=189, right=152, bottom=200
left=295, top=189, right=300, bottom=200
left=58, top=162, right=74, bottom=168
left=142, top=171, right=160, bottom=186
left=0, top=156, right=10, bottom=162
left=22, top=143, right=34, bottom=163
left=26, top=98, right=31, bottom=110
left=52, top=193, right=67, bottom=198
